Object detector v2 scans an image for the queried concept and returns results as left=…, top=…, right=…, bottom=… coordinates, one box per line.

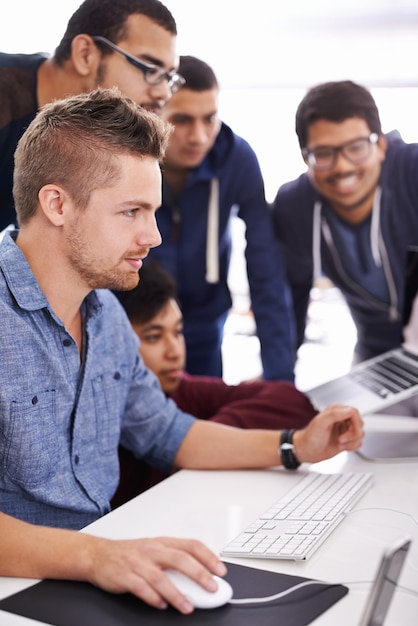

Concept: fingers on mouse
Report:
left=164, top=569, right=233, bottom=609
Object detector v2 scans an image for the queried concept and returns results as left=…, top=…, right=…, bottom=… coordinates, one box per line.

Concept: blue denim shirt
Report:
left=0, top=232, right=196, bottom=529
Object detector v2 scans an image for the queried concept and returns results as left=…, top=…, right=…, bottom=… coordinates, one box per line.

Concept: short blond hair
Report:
left=13, top=87, right=172, bottom=225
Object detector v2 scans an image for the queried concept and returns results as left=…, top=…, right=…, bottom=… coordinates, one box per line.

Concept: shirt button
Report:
left=113, top=371, right=121, bottom=380
left=74, top=455, right=80, bottom=465
left=63, top=339, right=72, bottom=347
left=31, top=396, right=38, bottom=405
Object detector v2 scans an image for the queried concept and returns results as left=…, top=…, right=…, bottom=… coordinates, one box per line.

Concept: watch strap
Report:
left=279, top=429, right=301, bottom=470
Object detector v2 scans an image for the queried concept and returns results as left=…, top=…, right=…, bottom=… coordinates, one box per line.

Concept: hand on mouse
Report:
left=164, top=569, right=233, bottom=610
left=0, top=513, right=227, bottom=615
left=85, top=535, right=227, bottom=614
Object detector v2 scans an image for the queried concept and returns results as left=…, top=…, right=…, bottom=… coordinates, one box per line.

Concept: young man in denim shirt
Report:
left=0, top=88, right=363, bottom=613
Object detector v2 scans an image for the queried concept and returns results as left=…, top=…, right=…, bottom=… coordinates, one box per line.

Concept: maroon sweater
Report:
left=171, top=373, right=317, bottom=429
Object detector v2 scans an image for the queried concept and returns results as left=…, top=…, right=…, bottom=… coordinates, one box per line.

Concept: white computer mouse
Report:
left=164, top=569, right=233, bottom=609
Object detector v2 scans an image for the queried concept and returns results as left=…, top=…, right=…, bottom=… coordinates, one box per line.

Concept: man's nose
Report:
left=165, top=336, right=180, bottom=357
left=190, top=122, right=209, bottom=143
left=136, top=215, right=162, bottom=249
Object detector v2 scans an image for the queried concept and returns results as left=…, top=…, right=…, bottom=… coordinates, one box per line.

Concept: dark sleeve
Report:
left=234, top=140, right=297, bottom=381
left=172, top=376, right=317, bottom=429
left=171, top=375, right=248, bottom=419
left=271, top=177, right=315, bottom=349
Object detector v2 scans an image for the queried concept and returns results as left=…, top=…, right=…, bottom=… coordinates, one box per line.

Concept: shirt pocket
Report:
left=91, top=367, right=127, bottom=454
left=5, top=389, right=57, bottom=487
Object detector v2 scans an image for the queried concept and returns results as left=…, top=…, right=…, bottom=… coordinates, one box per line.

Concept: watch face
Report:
left=281, top=442, right=295, bottom=450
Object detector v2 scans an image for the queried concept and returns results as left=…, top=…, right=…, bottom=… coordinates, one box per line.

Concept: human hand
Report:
left=292, top=404, right=364, bottom=463
left=86, top=535, right=227, bottom=614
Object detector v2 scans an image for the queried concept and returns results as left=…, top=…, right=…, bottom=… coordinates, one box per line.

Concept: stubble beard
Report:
left=66, top=224, right=140, bottom=292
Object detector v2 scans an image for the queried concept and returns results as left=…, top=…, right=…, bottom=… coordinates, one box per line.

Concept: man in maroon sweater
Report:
left=112, top=260, right=318, bottom=506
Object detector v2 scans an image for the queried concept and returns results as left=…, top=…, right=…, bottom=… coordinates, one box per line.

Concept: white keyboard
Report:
left=221, top=471, right=373, bottom=561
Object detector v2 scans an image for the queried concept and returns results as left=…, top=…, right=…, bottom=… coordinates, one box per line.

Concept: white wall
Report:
left=4, top=1, right=418, bottom=87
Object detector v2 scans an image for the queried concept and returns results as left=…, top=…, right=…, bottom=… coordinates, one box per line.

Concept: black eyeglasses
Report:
left=302, top=133, right=379, bottom=171
left=92, top=35, right=185, bottom=94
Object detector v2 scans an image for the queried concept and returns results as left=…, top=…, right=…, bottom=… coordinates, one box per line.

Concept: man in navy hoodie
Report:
left=152, top=55, right=296, bottom=380
left=272, top=80, right=418, bottom=364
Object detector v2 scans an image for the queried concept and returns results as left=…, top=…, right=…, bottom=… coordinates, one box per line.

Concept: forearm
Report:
left=174, top=421, right=282, bottom=469
left=0, top=512, right=98, bottom=581
left=174, top=405, right=364, bottom=470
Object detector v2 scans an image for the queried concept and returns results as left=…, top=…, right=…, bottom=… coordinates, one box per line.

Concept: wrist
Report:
left=68, top=533, right=103, bottom=584
left=292, top=429, right=306, bottom=463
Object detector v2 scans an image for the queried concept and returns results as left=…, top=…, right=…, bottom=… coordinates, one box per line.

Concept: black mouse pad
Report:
left=0, top=562, right=348, bottom=626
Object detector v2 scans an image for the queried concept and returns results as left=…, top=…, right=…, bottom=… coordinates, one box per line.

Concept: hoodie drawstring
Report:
left=206, top=178, right=219, bottom=283
left=312, top=200, right=323, bottom=281
left=370, top=186, right=382, bottom=267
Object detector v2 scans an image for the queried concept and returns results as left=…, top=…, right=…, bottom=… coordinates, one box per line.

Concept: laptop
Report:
left=358, top=535, right=411, bottom=626
left=306, top=246, right=418, bottom=416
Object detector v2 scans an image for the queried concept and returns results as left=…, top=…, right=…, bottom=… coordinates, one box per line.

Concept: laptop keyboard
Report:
left=350, top=352, right=418, bottom=398
left=221, top=471, right=373, bottom=561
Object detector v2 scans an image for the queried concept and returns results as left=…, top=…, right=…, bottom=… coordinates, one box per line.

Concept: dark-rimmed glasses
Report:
left=92, top=35, right=185, bottom=94
left=302, top=133, right=379, bottom=171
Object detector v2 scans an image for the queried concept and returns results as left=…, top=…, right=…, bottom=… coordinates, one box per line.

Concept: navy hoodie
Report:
left=272, top=131, right=418, bottom=361
left=149, top=122, right=296, bottom=381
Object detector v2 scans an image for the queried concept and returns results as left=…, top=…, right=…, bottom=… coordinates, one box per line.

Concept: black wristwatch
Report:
left=279, top=429, right=301, bottom=470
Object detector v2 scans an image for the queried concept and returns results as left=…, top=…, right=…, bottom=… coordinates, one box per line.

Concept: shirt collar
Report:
left=0, top=230, right=102, bottom=318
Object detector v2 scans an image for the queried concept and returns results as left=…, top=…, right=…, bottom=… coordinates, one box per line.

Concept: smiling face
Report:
left=96, top=13, right=178, bottom=113
left=64, top=153, right=162, bottom=292
left=160, top=87, right=221, bottom=171
left=305, top=117, right=387, bottom=223
left=132, top=298, right=185, bottom=394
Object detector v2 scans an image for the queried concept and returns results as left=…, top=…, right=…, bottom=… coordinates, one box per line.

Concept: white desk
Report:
left=1, top=415, right=418, bottom=625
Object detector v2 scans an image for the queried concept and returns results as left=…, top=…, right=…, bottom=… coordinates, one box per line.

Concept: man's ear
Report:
left=38, top=185, right=69, bottom=226
left=70, top=34, right=101, bottom=77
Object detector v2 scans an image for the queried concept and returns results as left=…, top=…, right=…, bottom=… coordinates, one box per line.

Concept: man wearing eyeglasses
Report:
left=0, top=0, right=183, bottom=232
left=272, top=80, right=418, bottom=364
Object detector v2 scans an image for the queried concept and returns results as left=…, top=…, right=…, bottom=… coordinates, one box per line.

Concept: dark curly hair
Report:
left=114, top=259, right=179, bottom=324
